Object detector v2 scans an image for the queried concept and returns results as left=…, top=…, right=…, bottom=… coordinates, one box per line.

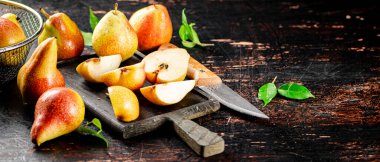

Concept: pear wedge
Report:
left=100, top=62, right=145, bottom=91
left=76, top=54, right=122, bottom=83
left=108, top=86, right=139, bottom=122
left=142, top=48, right=190, bottom=84
left=140, top=80, right=195, bottom=106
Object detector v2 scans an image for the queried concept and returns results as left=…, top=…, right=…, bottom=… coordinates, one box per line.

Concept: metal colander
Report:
left=0, top=0, right=43, bottom=86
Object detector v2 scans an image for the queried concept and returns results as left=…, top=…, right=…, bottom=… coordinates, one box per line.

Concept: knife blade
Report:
left=199, top=84, right=269, bottom=119
left=140, top=43, right=269, bottom=119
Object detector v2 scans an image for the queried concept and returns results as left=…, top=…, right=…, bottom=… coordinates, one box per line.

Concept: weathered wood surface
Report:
left=0, top=0, right=379, bottom=161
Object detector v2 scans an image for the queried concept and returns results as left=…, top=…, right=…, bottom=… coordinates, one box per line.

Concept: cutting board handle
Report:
left=169, top=116, right=224, bottom=157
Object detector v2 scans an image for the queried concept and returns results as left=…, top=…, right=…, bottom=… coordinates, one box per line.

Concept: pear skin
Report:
left=38, top=9, right=84, bottom=60
left=0, top=14, right=26, bottom=48
left=129, top=4, right=172, bottom=52
left=1, top=13, right=23, bottom=29
left=31, top=87, right=85, bottom=146
left=108, top=86, right=139, bottom=122
left=17, top=37, right=65, bottom=104
left=92, top=3, right=138, bottom=61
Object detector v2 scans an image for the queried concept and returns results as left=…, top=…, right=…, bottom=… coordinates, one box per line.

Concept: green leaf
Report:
left=188, top=23, right=200, bottom=43
left=81, top=31, right=92, bottom=46
left=76, top=126, right=108, bottom=147
left=258, top=83, right=277, bottom=106
left=179, top=25, right=188, bottom=40
left=181, top=9, right=188, bottom=25
left=182, top=40, right=196, bottom=48
left=278, top=83, right=315, bottom=100
left=179, top=8, right=214, bottom=48
left=89, top=7, right=99, bottom=32
left=91, top=118, right=102, bottom=130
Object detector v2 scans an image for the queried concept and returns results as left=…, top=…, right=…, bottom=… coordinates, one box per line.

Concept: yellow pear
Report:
left=92, top=3, right=138, bottom=61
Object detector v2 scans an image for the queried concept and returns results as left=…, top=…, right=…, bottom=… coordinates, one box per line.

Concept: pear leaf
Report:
left=188, top=23, right=200, bottom=43
left=76, top=126, right=108, bottom=147
left=258, top=83, right=277, bottom=107
left=81, top=31, right=92, bottom=46
left=182, top=40, right=196, bottom=48
left=179, top=25, right=188, bottom=41
left=89, top=7, right=99, bottom=32
left=278, top=83, right=315, bottom=100
left=91, top=118, right=102, bottom=130
left=181, top=9, right=188, bottom=25
left=179, top=8, right=214, bottom=48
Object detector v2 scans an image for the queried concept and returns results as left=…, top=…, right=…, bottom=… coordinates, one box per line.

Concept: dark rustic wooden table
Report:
left=0, top=0, right=379, bottom=161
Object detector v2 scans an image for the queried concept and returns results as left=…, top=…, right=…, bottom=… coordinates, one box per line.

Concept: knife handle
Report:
left=169, top=117, right=225, bottom=157
left=159, top=43, right=222, bottom=86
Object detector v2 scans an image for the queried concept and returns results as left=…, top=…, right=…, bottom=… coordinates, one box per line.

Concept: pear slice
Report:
left=108, top=86, right=139, bottom=122
left=142, top=48, right=190, bottom=84
left=140, top=80, right=196, bottom=106
left=100, top=62, right=146, bottom=91
left=76, top=54, right=122, bottom=83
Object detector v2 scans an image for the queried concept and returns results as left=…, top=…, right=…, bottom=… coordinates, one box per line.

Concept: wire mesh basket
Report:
left=0, top=0, right=43, bottom=86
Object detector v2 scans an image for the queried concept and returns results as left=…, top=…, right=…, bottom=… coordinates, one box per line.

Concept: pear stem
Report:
left=40, top=8, right=50, bottom=18
left=113, top=3, right=118, bottom=14
left=272, top=76, right=277, bottom=84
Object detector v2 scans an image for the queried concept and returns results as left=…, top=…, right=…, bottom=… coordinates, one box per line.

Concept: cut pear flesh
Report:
left=100, top=62, right=145, bottom=91
left=76, top=54, right=122, bottom=83
left=143, top=48, right=190, bottom=83
left=140, top=80, right=196, bottom=106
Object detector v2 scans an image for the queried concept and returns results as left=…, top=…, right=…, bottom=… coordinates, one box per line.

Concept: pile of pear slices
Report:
left=76, top=47, right=196, bottom=122
left=76, top=3, right=195, bottom=123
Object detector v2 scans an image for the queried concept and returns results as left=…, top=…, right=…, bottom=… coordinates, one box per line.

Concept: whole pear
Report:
left=0, top=13, right=26, bottom=48
left=31, top=87, right=85, bottom=146
left=129, top=4, right=172, bottom=52
left=38, top=9, right=84, bottom=60
left=92, top=3, right=138, bottom=61
left=17, top=37, right=65, bottom=104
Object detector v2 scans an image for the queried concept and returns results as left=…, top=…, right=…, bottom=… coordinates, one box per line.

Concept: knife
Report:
left=137, top=43, right=269, bottom=119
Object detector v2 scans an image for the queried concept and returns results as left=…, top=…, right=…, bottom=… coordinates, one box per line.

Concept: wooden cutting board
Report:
left=57, top=53, right=224, bottom=157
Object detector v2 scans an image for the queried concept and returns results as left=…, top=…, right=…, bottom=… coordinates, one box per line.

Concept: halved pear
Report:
left=142, top=48, right=190, bottom=84
left=76, top=54, right=122, bottom=83
left=140, top=80, right=195, bottom=106
left=108, top=86, right=139, bottom=122
left=100, top=62, right=145, bottom=91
